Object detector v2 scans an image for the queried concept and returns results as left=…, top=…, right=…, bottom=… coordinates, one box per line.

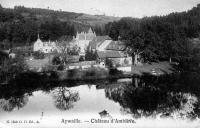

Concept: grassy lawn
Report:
left=132, top=61, right=174, bottom=75
left=26, top=56, right=51, bottom=70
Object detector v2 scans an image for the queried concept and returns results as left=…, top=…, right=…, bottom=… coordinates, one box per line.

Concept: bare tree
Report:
left=52, top=87, right=80, bottom=111
left=56, top=36, right=72, bottom=65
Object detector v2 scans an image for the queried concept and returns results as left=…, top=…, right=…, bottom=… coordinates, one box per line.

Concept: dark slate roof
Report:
left=89, top=36, right=112, bottom=49
left=105, top=41, right=126, bottom=51
left=97, top=51, right=126, bottom=58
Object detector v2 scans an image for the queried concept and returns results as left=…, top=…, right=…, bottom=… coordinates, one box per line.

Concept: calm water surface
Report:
left=0, top=73, right=200, bottom=127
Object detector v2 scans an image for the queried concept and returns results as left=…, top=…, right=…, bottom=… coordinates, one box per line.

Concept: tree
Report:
left=52, top=87, right=80, bottom=110
left=56, top=36, right=72, bottom=65
left=0, top=55, right=28, bottom=84
left=0, top=95, right=28, bottom=112
left=85, top=47, right=97, bottom=61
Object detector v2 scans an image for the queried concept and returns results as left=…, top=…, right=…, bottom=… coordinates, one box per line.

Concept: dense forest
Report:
left=104, top=4, right=200, bottom=68
left=0, top=5, right=110, bottom=48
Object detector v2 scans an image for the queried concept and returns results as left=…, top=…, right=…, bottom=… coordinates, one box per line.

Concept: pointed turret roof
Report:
left=88, top=27, right=93, bottom=33
left=36, top=33, right=42, bottom=43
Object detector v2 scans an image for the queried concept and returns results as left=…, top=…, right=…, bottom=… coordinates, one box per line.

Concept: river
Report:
left=0, top=72, right=200, bottom=128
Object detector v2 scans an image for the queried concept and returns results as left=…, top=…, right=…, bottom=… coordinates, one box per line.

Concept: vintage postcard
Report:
left=0, top=0, right=200, bottom=128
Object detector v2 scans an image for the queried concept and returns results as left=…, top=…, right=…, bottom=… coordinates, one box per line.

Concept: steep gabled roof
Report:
left=105, top=40, right=126, bottom=51
left=89, top=36, right=112, bottom=49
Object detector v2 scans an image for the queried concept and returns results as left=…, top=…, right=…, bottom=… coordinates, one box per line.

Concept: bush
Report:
left=57, top=64, right=65, bottom=71
left=0, top=56, right=28, bottom=83
left=79, top=56, right=85, bottom=61
left=67, top=69, right=81, bottom=78
left=105, top=58, right=113, bottom=68
left=109, top=68, right=123, bottom=76
left=85, top=50, right=97, bottom=61
left=52, top=56, right=62, bottom=65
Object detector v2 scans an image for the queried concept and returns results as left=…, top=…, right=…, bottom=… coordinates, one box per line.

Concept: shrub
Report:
left=79, top=56, right=85, bottom=61
left=52, top=56, right=62, bottom=65
left=109, top=68, right=123, bottom=76
left=85, top=50, right=97, bottom=61
left=0, top=56, right=28, bottom=83
left=57, top=64, right=65, bottom=71
left=67, top=69, right=81, bottom=78
left=105, top=58, right=113, bottom=68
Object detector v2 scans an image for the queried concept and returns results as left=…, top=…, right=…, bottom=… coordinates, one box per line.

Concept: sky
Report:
left=1, top=0, right=200, bottom=18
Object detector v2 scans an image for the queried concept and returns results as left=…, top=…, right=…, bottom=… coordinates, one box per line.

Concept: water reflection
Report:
left=0, top=72, right=200, bottom=121
left=105, top=76, right=200, bottom=119
left=52, top=87, right=80, bottom=110
left=0, top=94, right=29, bottom=112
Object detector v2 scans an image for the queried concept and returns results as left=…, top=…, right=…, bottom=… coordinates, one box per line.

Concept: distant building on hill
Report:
left=33, top=34, right=58, bottom=53
left=74, top=27, right=96, bottom=56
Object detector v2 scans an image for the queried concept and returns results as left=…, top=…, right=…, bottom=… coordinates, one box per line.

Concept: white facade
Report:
left=74, top=28, right=96, bottom=56
left=76, top=40, right=90, bottom=54
left=33, top=35, right=58, bottom=53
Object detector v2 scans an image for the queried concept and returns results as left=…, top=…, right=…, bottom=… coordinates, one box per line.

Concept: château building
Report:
left=74, top=28, right=96, bottom=56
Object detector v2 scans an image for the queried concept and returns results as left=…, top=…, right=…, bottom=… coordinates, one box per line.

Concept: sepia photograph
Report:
left=0, top=0, right=200, bottom=127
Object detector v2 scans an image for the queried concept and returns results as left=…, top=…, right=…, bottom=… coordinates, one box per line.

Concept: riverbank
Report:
left=51, top=61, right=173, bottom=82
left=131, top=61, right=174, bottom=75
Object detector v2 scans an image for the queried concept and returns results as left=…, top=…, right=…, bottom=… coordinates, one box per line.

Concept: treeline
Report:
left=104, top=4, right=200, bottom=64
left=0, top=5, right=75, bottom=47
left=0, top=5, right=103, bottom=48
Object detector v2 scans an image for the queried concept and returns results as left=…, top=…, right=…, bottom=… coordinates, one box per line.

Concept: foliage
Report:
left=64, top=67, right=108, bottom=79
left=105, top=4, right=200, bottom=64
left=32, top=51, right=45, bottom=59
left=85, top=47, right=97, bottom=61
left=56, top=36, right=72, bottom=65
left=109, top=68, right=123, bottom=76
left=52, top=87, right=80, bottom=111
left=0, top=4, right=116, bottom=47
left=68, top=44, right=80, bottom=56
left=105, top=58, right=113, bottom=68
left=0, top=55, right=27, bottom=83
left=0, top=5, right=76, bottom=47
left=57, top=64, right=65, bottom=71
left=0, top=51, right=8, bottom=64
left=52, top=55, right=62, bottom=65
left=79, top=56, right=85, bottom=61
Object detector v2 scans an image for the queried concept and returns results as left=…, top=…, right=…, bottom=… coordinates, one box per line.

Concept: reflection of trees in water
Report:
left=105, top=77, right=199, bottom=119
left=0, top=94, right=29, bottom=112
left=52, top=87, right=80, bottom=110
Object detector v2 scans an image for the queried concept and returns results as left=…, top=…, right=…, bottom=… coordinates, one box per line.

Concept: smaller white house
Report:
left=33, top=34, right=58, bottom=53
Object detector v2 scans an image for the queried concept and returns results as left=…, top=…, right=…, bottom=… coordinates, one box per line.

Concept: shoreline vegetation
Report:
left=0, top=60, right=174, bottom=86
